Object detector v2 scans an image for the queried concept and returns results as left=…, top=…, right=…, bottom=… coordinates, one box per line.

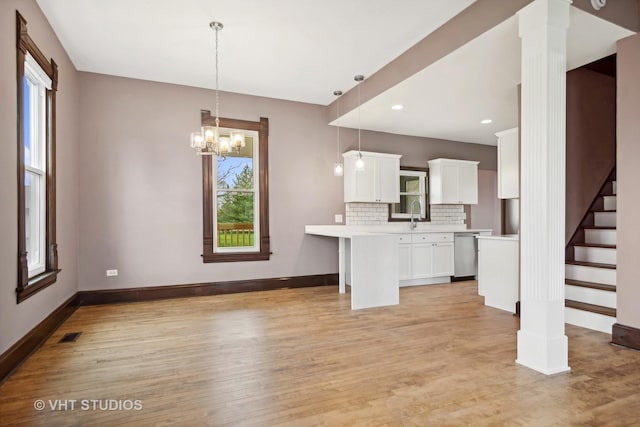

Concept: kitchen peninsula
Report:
left=305, top=224, right=491, bottom=310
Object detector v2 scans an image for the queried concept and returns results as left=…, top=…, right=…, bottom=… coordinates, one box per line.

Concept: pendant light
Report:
left=354, top=75, right=365, bottom=171
left=189, top=21, right=245, bottom=156
left=333, top=90, right=344, bottom=176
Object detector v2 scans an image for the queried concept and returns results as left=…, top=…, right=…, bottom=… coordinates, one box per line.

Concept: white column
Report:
left=516, top=0, right=571, bottom=375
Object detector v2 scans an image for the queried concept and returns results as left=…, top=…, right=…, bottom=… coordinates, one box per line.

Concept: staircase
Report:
left=565, top=175, right=617, bottom=333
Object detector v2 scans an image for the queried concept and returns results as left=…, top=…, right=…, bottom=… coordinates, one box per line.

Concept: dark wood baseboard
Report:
left=612, top=323, right=640, bottom=351
left=0, top=293, right=79, bottom=384
left=451, top=276, right=476, bottom=282
left=1, top=274, right=337, bottom=383
left=77, top=273, right=338, bottom=305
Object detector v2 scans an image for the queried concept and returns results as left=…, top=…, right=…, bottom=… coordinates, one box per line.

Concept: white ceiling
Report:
left=36, top=0, right=476, bottom=105
left=36, top=1, right=635, bottom=146
left=336, top=6, right=635, bottom=145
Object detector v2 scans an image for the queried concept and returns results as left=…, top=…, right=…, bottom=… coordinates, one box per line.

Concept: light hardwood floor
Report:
left=1, top=281, right=639, bottom=426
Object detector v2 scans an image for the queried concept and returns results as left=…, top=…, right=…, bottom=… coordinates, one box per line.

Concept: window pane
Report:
left=216, top=191, right=255, bottom=248
left=392, top=195, right=422, bottom=214
left=25, top=170, right=44, bottom=274
left=216, top=137, right=254, bottom=190
left=23, top=76, right=32, bottom=167
left=400, top=175, right=421, bottom=193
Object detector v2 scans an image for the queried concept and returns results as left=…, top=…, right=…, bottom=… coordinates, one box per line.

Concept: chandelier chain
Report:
left=214, top=24, right=220, bottom=129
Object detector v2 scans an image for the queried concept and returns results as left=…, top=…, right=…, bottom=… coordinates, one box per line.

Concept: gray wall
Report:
left=616, top=33, right=640, bottom=330
left=470, top=170, right=501, bottom=232
left=77, top=73, right=343, bottom=291
left=77, top=72, right=497, bottom=292
left=0, top=1, right=80, bottom=355
left=342, top=131, right=497, bottom=171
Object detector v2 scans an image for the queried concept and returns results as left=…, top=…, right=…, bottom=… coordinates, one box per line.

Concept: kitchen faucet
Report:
left=410, top=199, right=421, bottom=230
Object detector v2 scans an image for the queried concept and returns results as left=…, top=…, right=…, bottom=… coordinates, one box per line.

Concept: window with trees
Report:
left=201, top=112, right=270, bottom=262
left=389, top=168, right=429, bottom=221
left=16, top=11, right=60, bottom=302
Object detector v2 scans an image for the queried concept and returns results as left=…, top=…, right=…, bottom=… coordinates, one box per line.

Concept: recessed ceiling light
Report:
left=480, top=119, right=492, bottom=124
left=391, top=104, right=403, bottom=110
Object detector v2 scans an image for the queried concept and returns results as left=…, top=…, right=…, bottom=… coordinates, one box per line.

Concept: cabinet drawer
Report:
left=395, top=234, right=413, bottom=244
left=411, top=233, right=453, bottom=243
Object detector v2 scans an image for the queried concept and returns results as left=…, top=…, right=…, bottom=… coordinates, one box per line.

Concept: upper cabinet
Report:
left=343, top=151, right=401, bottom=203
left=427, top=158, right=479, bottom=205
left=495, top=128, right=519, bottom=199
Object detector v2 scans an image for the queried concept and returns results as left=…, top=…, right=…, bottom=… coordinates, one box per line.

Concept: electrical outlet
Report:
left=106, top=269, right=118, bottom=277
left=335, top=214, right=343, bottom=223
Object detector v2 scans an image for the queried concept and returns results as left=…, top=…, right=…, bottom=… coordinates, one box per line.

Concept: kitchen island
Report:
left=305, top=224, right=492, bottom=310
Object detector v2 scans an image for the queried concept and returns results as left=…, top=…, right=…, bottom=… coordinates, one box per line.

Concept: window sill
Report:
left=17, top=269, right=61, bottom=303
left=203, top=252, right=271, bottom=263
left=388, top=218, right=429, bottom=222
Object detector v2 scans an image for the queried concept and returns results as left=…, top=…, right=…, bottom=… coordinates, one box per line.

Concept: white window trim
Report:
left=25, top=52, right=52, bottom=90
left=213, top=129, right=260, bottom=253
left=24, top=56, right=49, bottom=277
left=392, top=170, right=427, bottom=219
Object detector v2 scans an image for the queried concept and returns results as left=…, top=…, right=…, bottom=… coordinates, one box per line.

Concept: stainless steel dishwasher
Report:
left=454, top=233, right=480, bottom=279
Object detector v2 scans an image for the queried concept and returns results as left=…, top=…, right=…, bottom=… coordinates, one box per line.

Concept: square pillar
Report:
left=516, top=0, right=571, bottom=375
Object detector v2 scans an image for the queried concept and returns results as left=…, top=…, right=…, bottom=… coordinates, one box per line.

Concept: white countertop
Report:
left=305, top=224, right=492, bottom=238
left=476, top=234, right=519, bottom=241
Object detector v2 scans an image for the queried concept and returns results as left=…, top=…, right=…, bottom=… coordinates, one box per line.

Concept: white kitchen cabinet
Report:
left=411, top=242, right=433, bottom=279
left=428, top=158, right=479, bottom=204
left=432, top=242, right=455, bottom=276
left=343, top=151, right=401, bottom=203
left=400, top=232, right=454, bottom=286
left=495, top=128, right=519, bottom=199
left=397, top=235, right=412, bottom=281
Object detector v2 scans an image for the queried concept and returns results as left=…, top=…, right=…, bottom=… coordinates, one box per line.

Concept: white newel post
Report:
left=516, top=0, right=571, bottom=375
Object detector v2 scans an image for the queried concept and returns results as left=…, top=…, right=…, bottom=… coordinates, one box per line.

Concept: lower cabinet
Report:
left=398, top=242, right=412, bottom=281
left=432, top=242, right=454, bottom=277
left=411, top=243, right=433, bottom=279
left=399, top=233, right=454, bottom=286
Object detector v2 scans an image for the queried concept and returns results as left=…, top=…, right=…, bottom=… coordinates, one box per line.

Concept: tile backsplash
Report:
left=345, top=202, right=466, bottom=225
left=345, top=203, right=389, bottom=225
left=429, top=204, right=466, bottom=225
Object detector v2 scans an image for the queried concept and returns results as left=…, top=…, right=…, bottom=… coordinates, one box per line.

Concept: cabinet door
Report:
left=432, top=242, right=454, bottom=277
left=411, top=243, right=433, bottom=279
left=498, top=132, right=519, bottom=199
left=344, top=155, right=376, bottom=202
left=376, top=156, right=400, bottom=203
left=458, top=165, right=478, bottom=204
left=357, top=157, right=377, bottom=202
left=398, top=243, right=412, bottom=281
left=441, top=163, right=460, bottom=204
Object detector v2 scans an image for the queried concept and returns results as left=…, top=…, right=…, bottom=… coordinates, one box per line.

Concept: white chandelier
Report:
left=190, top=21, right=245, bottom=156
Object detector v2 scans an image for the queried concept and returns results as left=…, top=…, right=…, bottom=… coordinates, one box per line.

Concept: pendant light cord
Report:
left=336, top=95, right=340, bottom=159
left=357, top=80, right=361, bottom=153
